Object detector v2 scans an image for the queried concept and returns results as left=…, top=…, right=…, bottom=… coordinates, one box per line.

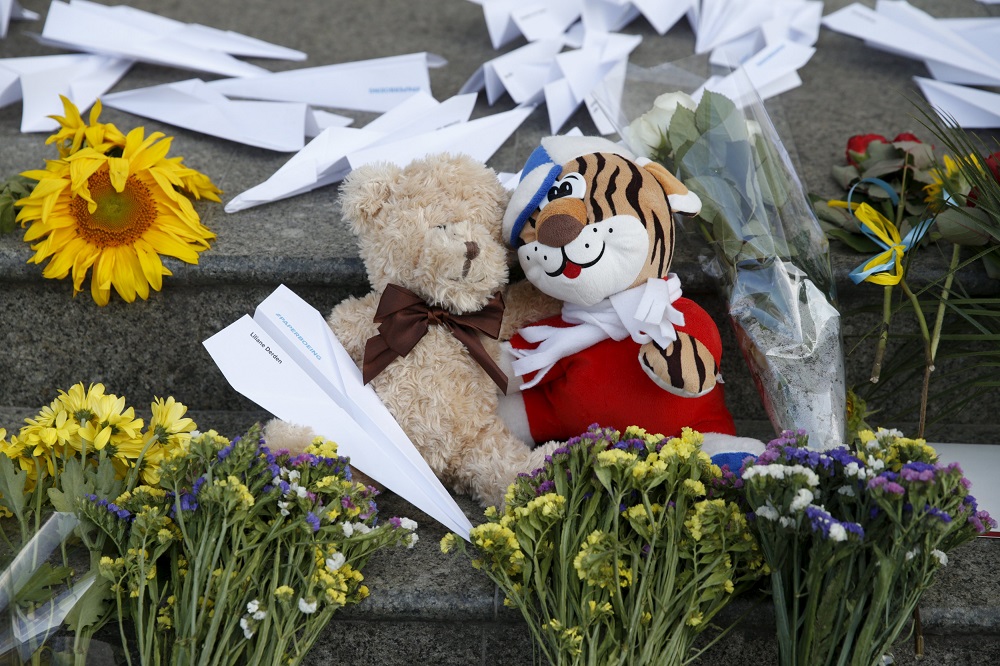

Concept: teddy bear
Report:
left=495, top=135, right=764, bottom=467
left=265, top=153, right=560, bottom=508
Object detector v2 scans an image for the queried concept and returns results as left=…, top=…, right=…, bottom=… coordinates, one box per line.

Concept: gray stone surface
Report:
left=2, top=1, right=1000, bottom=664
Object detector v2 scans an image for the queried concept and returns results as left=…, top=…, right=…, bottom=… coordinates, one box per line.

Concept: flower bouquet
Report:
left=0, top=383, right=195, bottom=664
left=742, top=428, right=994, bottom=666
left=593, top=59, right=846, bottom=449
left=81, top=423, right=417, bottom=666
left=442, top=425, right=766, bottom=666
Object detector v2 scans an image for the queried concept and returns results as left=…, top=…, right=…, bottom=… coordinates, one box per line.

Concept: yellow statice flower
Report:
left=596, top=448, right=638, bottom=468
left=304, top=436, right=339, bottom=459
left=16, top=97, right=221, bottom=305
left=439, top=533, right=458, bottom=554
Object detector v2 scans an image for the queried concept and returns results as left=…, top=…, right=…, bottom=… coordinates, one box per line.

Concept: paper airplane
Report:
left=914, top=77, right=1000, bottom=128
left=204, top=285, right=474, bottom=539
left=822, top=1, right=1000, bottom=87
left=471, top=0, right=582, bottom=49
left=102, top=79, right=309, bottom=151
left=1, top=0, right=38, bottom=40
left=37, top=0, right=281, bottom=78
left=460, top=40, right=564, bottom=106
left=206, top=52, right=446, bottom=113
left=702, top=40, right=816, bottom=103
left=224, top=92, right=532, bottom=213
left=0, top=54, right=132, bottom=132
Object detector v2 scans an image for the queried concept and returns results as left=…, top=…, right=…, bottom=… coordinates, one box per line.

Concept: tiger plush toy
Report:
left=497, top=135, right=764, bottom=466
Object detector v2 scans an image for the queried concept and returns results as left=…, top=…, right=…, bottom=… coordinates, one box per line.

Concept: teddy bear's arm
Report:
left=326, top=292, right=380, bottom=368
left=499, top=280, right=562, bottom=341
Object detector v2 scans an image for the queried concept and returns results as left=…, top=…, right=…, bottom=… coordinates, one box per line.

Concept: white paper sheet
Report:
left=203, top=285, right=473, bottom=539
left=914, top=76, right=1000, bottom=128
left=1, top=0, right=38, bottom=40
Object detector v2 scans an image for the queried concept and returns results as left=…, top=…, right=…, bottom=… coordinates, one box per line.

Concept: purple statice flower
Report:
left=85, top=494, right=99, bottom=502
left=217, top=442, right=235, bottom=461
left=389, top=516, right=402, bottom=529
left=305, top=512, right=321, bottom=532
left=535, top=479, right=556, bottom=496
left=925, top=504, right=952, bottom=523
left=868, top=472, right=905, bottom=496
left=179, top=494, right=199, bottom=512
left=278, top=480, right=290, bottom=494
left=342, top=496, right=356, bottom=511
left=969, top=510, right=996, bottom=533
left=805, top=505, right=864, bottom=542
left=192, top=476, right=207, bottom=494
left=827, top=448, right=865, bottom=469
left=116, top=507, right=131, bottom=520
left=900, top=462, right=937, bottom=483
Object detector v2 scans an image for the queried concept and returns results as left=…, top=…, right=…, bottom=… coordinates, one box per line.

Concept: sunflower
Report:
left=924, top=153, right=980, bottom=212
left=15, top=97, right=222, bottom=306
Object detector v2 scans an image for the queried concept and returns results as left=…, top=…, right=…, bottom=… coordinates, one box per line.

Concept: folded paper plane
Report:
left=206, top=52, right=445, bottom=113
left=102, top=79, right=309, bottom=151
left=36, top=0, right=295, bottom=78
left=914, top=77, right=1000, bottom=128
left=1, top=0, right=38, bottom=40
left=0, top=53, right=132, bottom=132
left=204, top=284, right=474, bottom=539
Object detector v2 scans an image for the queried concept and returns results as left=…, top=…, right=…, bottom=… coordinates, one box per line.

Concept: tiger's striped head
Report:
left=502, top=136, right=701, bottom=307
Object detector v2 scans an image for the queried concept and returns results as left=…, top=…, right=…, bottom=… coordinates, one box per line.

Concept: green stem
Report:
left=929, top=243, right=961, bottom=363
left=900, top=280, right=934, bottom=438
left=870, top=286, right=894, bottom=384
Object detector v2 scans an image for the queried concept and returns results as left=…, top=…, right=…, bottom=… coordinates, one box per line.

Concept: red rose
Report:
left=985, top=152, right=1000, bottom=183
left=892, top=132, right=922, bottom=143
left=846, top=134, right=889, bottom=166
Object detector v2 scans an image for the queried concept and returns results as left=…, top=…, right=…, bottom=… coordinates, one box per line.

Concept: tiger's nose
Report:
left=537, top=214, right=583, bottom=248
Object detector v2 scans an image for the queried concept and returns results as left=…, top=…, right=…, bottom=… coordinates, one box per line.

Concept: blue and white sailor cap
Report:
left=501, top=136, right=634, bottom=247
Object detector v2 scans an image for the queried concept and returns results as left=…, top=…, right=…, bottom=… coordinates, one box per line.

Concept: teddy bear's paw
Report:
left=261, top=419, right=318, bottom=455
left=700, top=432, right=766, bottom=473
left=638, top=335, right=718, bottom=398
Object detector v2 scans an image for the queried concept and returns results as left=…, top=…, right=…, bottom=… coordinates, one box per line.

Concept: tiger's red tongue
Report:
left=563, top=261, right=582, bottom=279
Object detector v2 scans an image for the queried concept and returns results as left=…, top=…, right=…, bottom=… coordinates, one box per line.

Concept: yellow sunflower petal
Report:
left=107, top=157, right=130, bottom=192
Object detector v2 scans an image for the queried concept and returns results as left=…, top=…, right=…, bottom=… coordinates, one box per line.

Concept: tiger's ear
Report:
left=639, top=159, right=702, bottom=216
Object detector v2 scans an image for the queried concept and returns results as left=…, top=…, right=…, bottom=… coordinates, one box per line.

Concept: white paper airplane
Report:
left=460, top=40, right=564, bottom=106
left=914, top=77, right=1000, bottom=128
left=1, top=0, right=39, bottom=40
left=36, top=0, right=281, bottom=78
left=206, top=52, right=446, bottom=113
left=0, top=54, right=132, bottom=132
left=102, top=79, right=309, bottom=152
left=822, top=1, right=1000, bottom=87
left=702, top=40, right=816, bottom=103
left=224, top=92, right=532, bottom=213
left=471, top=0, right=582, bottom=49
left=204, top=285, right=474, bottom=539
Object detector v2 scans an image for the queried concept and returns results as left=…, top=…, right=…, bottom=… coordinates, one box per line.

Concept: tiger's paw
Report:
left=639, top=335, right=718, bottom=398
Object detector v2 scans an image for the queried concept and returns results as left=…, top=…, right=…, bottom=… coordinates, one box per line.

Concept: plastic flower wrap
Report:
left=442, top=424, right=765, bottom=666
left=0, top=383, right=195, bottom=664
left=80, top=423, right=417, bottom=666
left=13, top=96, right=221, bottom=306
left=593, top=60, right=845, bottom=449
left=742, top=428, right=994, bottom=666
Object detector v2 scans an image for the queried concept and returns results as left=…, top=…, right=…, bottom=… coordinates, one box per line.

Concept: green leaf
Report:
left=695, top=90, right=746, bottom=141
left=666, top=104, right=700, bottom=162
left=825, top=228, right=881, bottom=254
left=15, top=563, right=74, bottom=604
left=832, top=164, right=860, bottom=190
left=934, top=208, right=994, bottom=246
left=0, top=454, right=29, bottom=519
left=981, top=247, right=1000, bottom=280
left=62, top=574, right=113, bottom=632
left=48, top=457, right=90, bottom=513
left=859, top=158, right=906, bottom=180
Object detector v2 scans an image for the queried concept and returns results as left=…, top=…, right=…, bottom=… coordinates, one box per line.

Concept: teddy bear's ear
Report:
left=339, top=162, right=404, bottom=234
left=639, top=159, right=702, bottom=217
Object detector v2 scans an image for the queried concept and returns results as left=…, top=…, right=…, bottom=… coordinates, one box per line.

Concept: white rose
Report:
left=626, top=91, right=697, bottom=157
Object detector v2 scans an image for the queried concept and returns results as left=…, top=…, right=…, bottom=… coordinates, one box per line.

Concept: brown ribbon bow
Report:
left=362, top=283, right=508, bottom=391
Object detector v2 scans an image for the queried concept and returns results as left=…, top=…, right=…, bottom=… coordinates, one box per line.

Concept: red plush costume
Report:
left=509, top=297, right=736, bottom=444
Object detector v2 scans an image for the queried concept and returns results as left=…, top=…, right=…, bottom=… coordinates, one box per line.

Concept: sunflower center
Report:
left=70, top=169, right=158, bottom=247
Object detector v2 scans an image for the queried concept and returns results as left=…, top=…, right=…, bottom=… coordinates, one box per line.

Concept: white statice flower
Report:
left=790, top=488, right=814, bottom=512
left=755, top=504, right=780, bottom=521
left=905, top=547, right=920, bottom=562
left=399, top=517, right=418, bottom=531
left=298, top=598, right=318, bottom=614
left=931, top=549, right=949, bottom=566
left=240, top=617, right=254, bottom=640
left=624, top=91, right=697, bottom=158
left=326, top=553, right=346, bottom=572
left=353, top=522, right=372, bottom=535
left=246, top=599, right=260, bottom=614
left=779, top=516, right=796, bottom=528
left=829, top=523, right=847, bottom=542
left=341, top=522, right=354, bottom=538
left=407, top=532, right=419, bottom=549
left=837, top=485, right=857, bottom=497
left=277, top=500, right=290, bottom=517
left=844, top=462, right=862, bottom=478
left=253, top=610, right=266, bottom=621
left=742, top=463, right=821, bottom=488
left=866, top=455, right=886, bottom=472
left=288, top=469, right=301, bottom=483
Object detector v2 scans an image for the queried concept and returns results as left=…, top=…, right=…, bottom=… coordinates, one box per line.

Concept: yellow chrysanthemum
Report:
left=16, top=98, right=221, bottom=306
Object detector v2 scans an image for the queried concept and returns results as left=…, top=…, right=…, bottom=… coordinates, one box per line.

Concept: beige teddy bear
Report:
left=265, top=153, right=559, bottom=508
